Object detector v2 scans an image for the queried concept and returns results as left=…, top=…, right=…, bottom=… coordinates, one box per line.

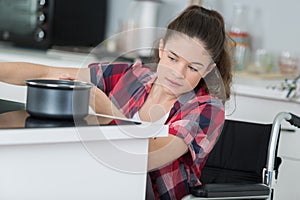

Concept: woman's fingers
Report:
left=89, top=86, right=97, bottom=110
left=59, top=73, right=76, bottom=80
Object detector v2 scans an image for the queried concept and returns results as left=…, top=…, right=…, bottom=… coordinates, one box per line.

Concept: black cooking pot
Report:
left=25, top=79, right=92, bottom=119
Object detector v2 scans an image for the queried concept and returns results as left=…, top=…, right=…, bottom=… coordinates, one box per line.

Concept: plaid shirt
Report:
left=89, top=62, right=225, bottom=200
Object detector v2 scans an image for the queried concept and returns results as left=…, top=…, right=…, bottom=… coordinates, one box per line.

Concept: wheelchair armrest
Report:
left=191, top=183, right=270, bottom=198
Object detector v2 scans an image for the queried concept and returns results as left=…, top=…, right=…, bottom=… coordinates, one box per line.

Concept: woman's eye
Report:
left=168, top=56, right=177, bottom=62
left=188, top=66, right=198, bottom=72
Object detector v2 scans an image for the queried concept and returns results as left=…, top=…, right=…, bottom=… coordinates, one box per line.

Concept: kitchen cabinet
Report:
left=0, top=127, right=167, bottom=200
left=0, top=101, right=168, bottom=200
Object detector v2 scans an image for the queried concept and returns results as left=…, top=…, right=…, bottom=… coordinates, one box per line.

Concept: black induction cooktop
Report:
left=0, top=99, right=140, bottom=129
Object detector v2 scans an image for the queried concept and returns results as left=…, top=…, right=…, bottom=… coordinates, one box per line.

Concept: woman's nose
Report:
left=172, top=62, right=186, bottom=78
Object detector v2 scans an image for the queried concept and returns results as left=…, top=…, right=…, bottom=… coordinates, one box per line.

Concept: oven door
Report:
left=0, top=0, right=54, bottom=48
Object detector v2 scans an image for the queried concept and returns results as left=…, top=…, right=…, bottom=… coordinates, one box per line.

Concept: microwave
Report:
left=0, top=0, right=107, bottom=49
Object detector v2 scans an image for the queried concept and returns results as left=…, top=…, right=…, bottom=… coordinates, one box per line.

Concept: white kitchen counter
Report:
left=226, top=74, right=300, bottom=122
left=0, top=122, right=167, bottom=145
left=233, top=74, right=300, bottom=103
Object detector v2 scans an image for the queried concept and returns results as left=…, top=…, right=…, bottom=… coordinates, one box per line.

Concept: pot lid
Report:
left=25, top=79, right=92, bottom=89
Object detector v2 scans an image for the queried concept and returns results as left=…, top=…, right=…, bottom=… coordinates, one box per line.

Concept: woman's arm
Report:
left=147, top=98, right=225, bottom=171
left=0, top=61, right=126, bottom=117
left=147, top=135, right=188, bottom=171
left=0, top=62, right=90, bottom=85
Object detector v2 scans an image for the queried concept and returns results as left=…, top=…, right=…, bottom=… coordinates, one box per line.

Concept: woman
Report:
left=0, top=5, right=232, bottom=199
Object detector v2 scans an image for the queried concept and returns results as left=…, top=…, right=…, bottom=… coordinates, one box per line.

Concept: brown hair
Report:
left=153, top=5, right=232, bottom=101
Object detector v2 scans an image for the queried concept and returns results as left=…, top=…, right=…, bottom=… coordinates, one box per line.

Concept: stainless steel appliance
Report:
left=0, top=0, right=107, bottom=48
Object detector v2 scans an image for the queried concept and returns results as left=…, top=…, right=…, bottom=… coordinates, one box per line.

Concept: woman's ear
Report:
left=158, top=39, right=164, bottom=59
left=203, top=63, right=216, bottom=77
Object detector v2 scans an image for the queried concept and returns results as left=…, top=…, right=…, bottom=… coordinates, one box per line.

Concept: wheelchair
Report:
left=183, top=112, right=300, bottom=200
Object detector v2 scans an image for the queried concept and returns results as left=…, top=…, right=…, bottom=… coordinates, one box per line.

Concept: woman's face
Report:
left=156, top=34, right=214, bottom=96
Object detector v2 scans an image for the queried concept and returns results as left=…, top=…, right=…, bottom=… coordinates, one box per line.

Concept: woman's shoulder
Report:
left=194, top=87, right=224, bottom=109
left=171, top=92, right=224, bottom=122
left=130, top=61, right=155, bottom=77
left=192, top=95, right=225, bottom=119
left=88, top=62, right=132, bottom=71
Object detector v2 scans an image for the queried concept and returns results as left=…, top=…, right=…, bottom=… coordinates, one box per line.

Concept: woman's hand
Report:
left=89, top=86, right=126, bottom=118
left=58, top=73, right=77, bottom=80
left=51, top=68, right=90, bottom=82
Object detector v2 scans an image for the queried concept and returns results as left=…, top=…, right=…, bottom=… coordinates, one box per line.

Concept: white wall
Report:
left=219, top=0, right=300, bottom=58
left=106, top=0, right=300, bottom=71
left=105, top=0, right=188, bottom=37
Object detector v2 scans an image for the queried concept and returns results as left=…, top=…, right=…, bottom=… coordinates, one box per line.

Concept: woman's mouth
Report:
left=165, top=78, right=182, bottom=87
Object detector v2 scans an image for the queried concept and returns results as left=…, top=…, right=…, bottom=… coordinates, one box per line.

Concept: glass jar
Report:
left=279, top=51, right=299, bottom=77
left=228, top=4, right=251, bottom=72
left=247, top=49, right=273, bottom=74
